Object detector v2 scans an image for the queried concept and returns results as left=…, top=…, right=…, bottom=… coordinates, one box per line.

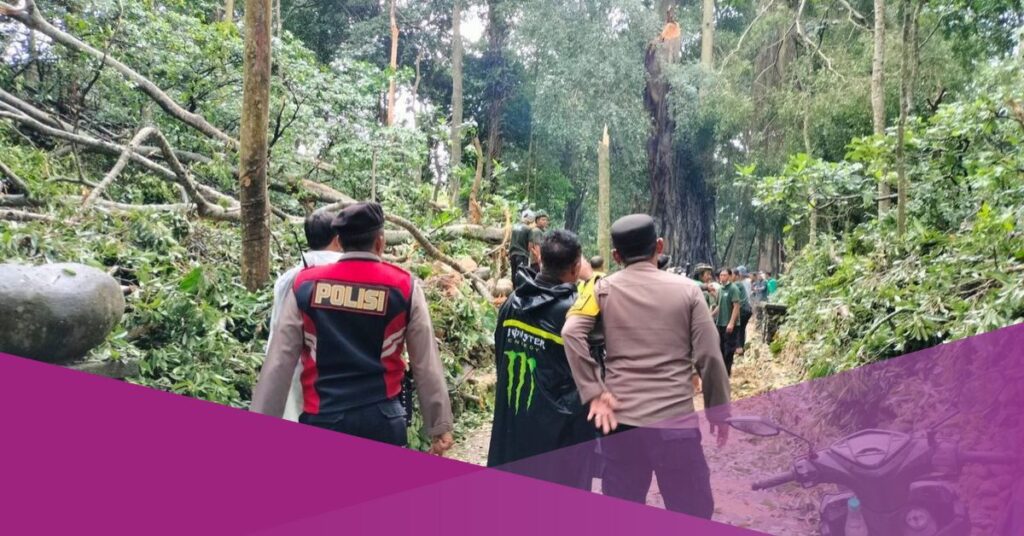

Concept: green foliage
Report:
left=772, top=56, right=1024, bottom=376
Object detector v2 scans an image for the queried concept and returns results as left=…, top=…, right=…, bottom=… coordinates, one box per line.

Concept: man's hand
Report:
left=428, top=432, right=454, bottom=456
left=726, top=322, right=735, bottom=334
left=709, top=421, right=730, bottom=448
left=692, top=373, right=702, bottom=394
left=588, top=391, right=620, bottom=435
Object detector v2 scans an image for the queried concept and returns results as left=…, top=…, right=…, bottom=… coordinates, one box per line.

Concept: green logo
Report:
left=505, top=351, right=537, bottom=414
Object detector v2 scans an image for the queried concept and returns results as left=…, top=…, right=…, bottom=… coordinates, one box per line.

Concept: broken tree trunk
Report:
left=597, top=125, right=611, bottom=263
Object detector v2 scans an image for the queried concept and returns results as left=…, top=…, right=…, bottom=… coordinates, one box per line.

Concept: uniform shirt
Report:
left=561, top=261, right=730, bottom=428
left=252, top=252, right=453, bottom=437
left=738, top=279, right=753, bottom=313
left=266, top=250, right=343, bottom=422
left=716, top=282, right=740, bottom=327
left=509, top=223, right=531, bottom=258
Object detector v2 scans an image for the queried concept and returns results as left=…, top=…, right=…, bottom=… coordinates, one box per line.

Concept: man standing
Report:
left=528, top=210, right=550, bottom=272
left=253, top=202, right=454, bottom=455
left=733, top=266, right=754, bottom=357
left=508, top=210, right=534, bottom=284
left=712, top=268, right=741, bottom=375
left=692, top=263, right=718, bottom=311
left=266, top=209, right=342, bottom=422
left=562, top=214, right=730, bottom=519
left=488, top=230, right=595, bottom=489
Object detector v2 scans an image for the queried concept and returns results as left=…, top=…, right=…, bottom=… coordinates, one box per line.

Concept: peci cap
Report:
left=611, top=214, right=658, bottom=264
left=332, top=201, right=385, bottom=236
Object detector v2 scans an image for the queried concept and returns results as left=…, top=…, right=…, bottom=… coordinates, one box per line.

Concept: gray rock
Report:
left=0, top=263, right=125, bottom=364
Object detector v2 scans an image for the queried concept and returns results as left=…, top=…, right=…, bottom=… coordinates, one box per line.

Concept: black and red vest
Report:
left=291, top=257, right=413, bottom=415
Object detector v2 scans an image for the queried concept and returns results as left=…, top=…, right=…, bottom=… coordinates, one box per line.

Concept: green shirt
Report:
left=715, top=283, right=740, bottom=327
left=529, top=227, right=545, bottom=247
left=509, top=223, right=531, bottom=257
left=767, top=278, right=778, bottom=295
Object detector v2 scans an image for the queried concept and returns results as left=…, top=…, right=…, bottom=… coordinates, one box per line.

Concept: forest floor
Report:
left=448, top=321, right=820, bottom=535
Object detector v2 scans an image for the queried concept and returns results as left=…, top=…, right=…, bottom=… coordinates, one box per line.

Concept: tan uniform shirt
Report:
left=562, top=261, right=730, bottom=428
left=251, top=252, right=454, bottom=437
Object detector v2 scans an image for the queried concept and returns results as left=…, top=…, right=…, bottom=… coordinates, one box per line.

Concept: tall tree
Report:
left=700, top=0, right=714, bottom=68
left=482, top=0, right=509, bottom=184
left=239, top=0, right=273, bottom=290
left=223, top=0, right=235, bottom=22
left=646, top=10, right=716, bottom=265
left=385, top=0, right=399, bottom=127
left=449, top=0, right=464, bottom=204
left=896, top=0, right=920, bottom=236
left=872, top=0, right=889, bottom=214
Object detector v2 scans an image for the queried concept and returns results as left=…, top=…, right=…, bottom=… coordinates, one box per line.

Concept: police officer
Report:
left=562, top=214, right=730, bottom=519
left=252, top=202, right=454, bottom=455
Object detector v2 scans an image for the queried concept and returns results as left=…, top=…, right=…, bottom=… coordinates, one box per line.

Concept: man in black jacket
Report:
left=487, top=230, right=595, bottom=489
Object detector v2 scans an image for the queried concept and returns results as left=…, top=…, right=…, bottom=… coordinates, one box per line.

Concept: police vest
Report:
left=291, top=258, right=413, bottom=415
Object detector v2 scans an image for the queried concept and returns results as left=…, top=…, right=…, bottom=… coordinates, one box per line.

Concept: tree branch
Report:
left=0, top=208, right=54, bottom=222
left=4, top=0, right=238, bottom=149
left=720, top=0, right=779, bottom=71
left=79, top=126, right=157, bottom=212
left=0, top=159, right=31, bottom=196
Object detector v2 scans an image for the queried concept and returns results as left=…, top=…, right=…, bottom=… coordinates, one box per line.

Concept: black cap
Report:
left=332, top=201, right=385, bottom=236
left=611, top=214, right=658, bottom=264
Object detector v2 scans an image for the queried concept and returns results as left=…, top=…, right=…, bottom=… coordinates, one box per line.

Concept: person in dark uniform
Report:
left=488, top=230, right=595, bottom=489
left=508, top=210, right=534, bottom=286
left=252, top=202, right=454, bottom=455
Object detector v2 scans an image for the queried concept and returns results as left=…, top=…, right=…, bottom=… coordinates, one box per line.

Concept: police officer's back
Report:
left=252, top=202, right=454, bottom=455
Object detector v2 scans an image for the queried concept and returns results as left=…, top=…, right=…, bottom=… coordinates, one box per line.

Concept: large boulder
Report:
left=0, top=263, right=125, bottom=364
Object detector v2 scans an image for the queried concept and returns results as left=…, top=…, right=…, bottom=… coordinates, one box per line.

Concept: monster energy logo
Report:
left=505, top=351, right=537, bottom=414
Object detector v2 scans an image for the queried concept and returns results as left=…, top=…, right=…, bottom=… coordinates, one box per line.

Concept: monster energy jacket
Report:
left=487, top=273, right=595, bottom=476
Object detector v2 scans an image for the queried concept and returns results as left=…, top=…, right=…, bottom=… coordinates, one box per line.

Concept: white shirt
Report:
left=266, top=250, right=343, bottom=421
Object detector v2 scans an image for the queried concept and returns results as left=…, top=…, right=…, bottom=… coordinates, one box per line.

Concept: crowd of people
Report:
left=251, top=202, right=779, bottom=519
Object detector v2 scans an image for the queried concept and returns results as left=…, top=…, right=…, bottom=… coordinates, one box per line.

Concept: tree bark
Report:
left=239, top=0, right=273, bottom=290
left=598, top=125, right=611, bottom=264
left=449, top=0, right=464, bottom=204
left=872, top=0, right=889, bottom=214
left=482, top=0, right=508, bottom=185
left=386, top=0, right=399, bottom=127
left=896, top=0, right=919, bottom=237
left=646, top=20, right=717, bottom=266
left=224, top=0, right=235, bottom=22
left=700, top=0, right=715, bottom=68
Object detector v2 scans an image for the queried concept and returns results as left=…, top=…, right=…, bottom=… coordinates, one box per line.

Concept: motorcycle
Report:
left=725, top=373, right=1018, bottom=536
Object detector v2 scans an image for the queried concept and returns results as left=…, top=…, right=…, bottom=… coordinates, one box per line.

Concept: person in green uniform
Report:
left=528, top=210, right=550, bottom=272
left=712, top=268, right=740, bottom=376
left=766, top=271, right=778, bottom=301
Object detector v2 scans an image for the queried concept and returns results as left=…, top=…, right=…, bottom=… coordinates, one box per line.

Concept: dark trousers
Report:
left=600, top=425, right=714, bottom=519
left=735, top=309, right=752, bottom=351
left=299, top=399, right=407, bottom=447
left=718, top=325, right=736, bottom=376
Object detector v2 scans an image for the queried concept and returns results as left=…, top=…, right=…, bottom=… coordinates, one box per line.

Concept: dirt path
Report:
left=449, top=323, right=818, bottom=534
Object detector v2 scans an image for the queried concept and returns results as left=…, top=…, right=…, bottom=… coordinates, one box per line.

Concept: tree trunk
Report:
left=896, top=0, right=919, bottom=237
left=700, top=0, right=715, bottom=68
left=273, top=0, right=281, bottom=36
left=598, top=125, right=611, bottom=263
left=239, top=0, right=273, bottom=290
left=223, top=0, right=235, bottom=22
left=646, top=21, right=717, bottom=267
left=872, top=0, right=889, bottom=214
left=449, top=0, right=464, bottom=204
left=482, top=0, right=508, bottom=185
left=385, top=0, right=399, bottom=127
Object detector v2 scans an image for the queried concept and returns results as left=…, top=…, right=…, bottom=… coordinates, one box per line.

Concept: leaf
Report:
left=179, top=266, right=204, bottom=293
left=62, top=267, right=77, bottom=276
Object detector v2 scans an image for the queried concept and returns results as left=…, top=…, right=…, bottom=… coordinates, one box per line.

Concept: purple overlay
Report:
left=493, top=322, right=1024, bottom=535
left=0, top=351, right=755, bottom=536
